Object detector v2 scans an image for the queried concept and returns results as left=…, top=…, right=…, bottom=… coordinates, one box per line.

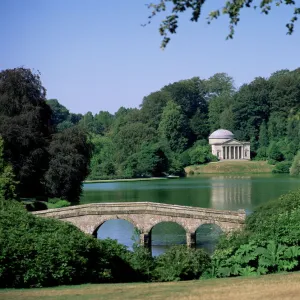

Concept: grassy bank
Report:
left=84, top=177, right=168, bottom=184
left=185, top=161, right=274, bottom=175
left=1, top=272, right=300, bottom=300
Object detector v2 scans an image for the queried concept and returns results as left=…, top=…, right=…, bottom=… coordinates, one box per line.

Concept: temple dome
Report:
left=209, top=129, right=234, bottom=140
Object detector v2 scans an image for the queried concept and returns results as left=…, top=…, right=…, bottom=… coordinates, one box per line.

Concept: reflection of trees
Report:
left=151, top=222, right=186, bottom=246
left=196, top=224, right=223, bottom=254
left=210, top=176, right=252, bottom=210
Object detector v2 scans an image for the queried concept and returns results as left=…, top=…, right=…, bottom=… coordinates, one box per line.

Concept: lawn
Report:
left=1, top=272, right=300, bottom=300
left=185, top=161, right=274, bottom=174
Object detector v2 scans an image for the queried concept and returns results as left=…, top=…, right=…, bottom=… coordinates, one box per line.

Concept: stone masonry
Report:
left=33, top=202, right=246, bottom=249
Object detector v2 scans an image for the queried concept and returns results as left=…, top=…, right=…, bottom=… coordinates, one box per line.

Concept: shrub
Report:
left=153, top=245, right=211, bottom=282
left=272, top=161, right=292, bottom=173
left=246, top=189, right=300, bottom=245
left=268, top=159, right=277, bottom=165
left=0, top=200, right=144, bottom=288
left=46, top=200, right=71, bottom=209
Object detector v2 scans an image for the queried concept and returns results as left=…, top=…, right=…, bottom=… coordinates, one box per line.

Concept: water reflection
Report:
left=210, top=176, right=252, bottom=211
left=83, top=174, right=300, bottom=256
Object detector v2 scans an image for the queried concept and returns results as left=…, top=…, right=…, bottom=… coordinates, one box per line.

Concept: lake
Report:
left=81, top=174, right=300, bottom=256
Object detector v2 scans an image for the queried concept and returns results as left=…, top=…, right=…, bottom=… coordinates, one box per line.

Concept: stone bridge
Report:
left=33, top=202, right=246, bottom=248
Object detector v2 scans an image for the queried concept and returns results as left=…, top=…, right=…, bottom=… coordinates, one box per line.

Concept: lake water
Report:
left=81, top=174, right=300, bottom=256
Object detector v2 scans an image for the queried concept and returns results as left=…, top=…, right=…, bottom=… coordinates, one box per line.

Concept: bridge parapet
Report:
left=33, top=202, right=246, bottom=249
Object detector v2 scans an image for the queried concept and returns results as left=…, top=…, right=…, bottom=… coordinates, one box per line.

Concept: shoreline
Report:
left=84, top=177, right=170, bottom=184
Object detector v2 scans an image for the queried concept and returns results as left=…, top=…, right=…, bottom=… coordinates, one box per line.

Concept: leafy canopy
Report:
left=146, top=0, right=300, bottom=49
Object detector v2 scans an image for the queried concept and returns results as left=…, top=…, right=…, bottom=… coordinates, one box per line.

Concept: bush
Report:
left=245, top=189, right=300, bottom=245
left=47, top=200, right=71, bottom=209
left=268, top=159, right=277, bottom=165
left=272, top=161, right=292, bottom=173
left=0, top=200, right=146, bottom=288
left=153, top=245, right=211, bottom=282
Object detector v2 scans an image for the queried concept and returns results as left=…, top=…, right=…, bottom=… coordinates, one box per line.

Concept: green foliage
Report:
left=290, top=152, right=300, bottom=175
left=123, top=144, right=169, bottom=178
left=153, top=245, right=211, bottom=282
left=0, top=68, right=52, bottom=198
left=0, top=138, right=17, bottom=200
left=267, top=142, right=284, bottom=162
left=158, top=101, right=190, bottom=153
left=44, top=126, right=93, bottom=203
left=189, top=145, right=217, bottom=165
left=47, top=99, right=70, bottom=127
left=46, top=200, right=71, bottom=209
left=272, top=161, right=292, bottom=174
left=0, top=201, right=111, bottom=287
left=146, top=1, right=300, bottom=49
left=258, top=122, right=268, bottom=148
left=0, top=201, right=160, bottom=287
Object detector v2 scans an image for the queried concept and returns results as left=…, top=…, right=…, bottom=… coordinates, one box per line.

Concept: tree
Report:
left=232, top=77, right=270, bottom=142
left=146, top=1, right=300, bottom=49
left=162, top=77, right=207, bottom=118
left=94, top=111, right=114, bottom=134
left=0, top=68, right=52, bottom=198
left=140, top=90, right=172, bottom=129
left=290, top=151, right=300, bottom=175
left=205, top=73, right=235, bottom=100
left=0, top=137, right=17, bottom=201
left=47, top=99, right=70, bottom=127
left=189, top=108, right=210, bottom=140
left=125, top=143, right=169, bottom=177
left=89, top=135, right=117, bottom=179
left=44, top=126, right=93, bottom=203
left=206, top=73, right=235, bottom=132
left=113, top=122, right=157, bottom=162
left=158, top=101, right=190, bottom=153
left=258, top=122, right=268, bottom=148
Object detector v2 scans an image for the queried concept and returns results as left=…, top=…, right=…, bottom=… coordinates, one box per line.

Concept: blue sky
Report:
left=1, top=0, right=300, bottom=114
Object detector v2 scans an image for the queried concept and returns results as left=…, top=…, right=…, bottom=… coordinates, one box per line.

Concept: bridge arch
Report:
left=91, top=215, right=141, bottom=237
left=144, top=218, right=190, bottom=234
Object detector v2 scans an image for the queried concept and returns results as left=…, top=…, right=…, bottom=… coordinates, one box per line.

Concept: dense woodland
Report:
left=49, top=67, right=300, bottom=180
left=1, top=67, right=300, bottom=204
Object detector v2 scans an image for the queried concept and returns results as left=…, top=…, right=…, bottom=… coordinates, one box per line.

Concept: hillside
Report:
left=185, top=161, right=274, bottom=175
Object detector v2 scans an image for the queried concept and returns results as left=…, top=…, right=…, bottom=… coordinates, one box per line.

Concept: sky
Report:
left=1, top=0, right=300, bottom=115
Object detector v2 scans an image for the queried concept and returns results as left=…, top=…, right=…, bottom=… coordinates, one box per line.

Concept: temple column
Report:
left=234, top=146, right=236, bottom=159
left=186, top=232, right=196, bottom=248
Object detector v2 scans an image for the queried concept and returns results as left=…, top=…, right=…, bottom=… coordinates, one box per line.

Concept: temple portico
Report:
left=209, top=129, right=250, bottom=161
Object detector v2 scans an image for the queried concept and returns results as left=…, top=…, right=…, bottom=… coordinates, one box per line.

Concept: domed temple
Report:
left=208, top=129, right=250, bottom=160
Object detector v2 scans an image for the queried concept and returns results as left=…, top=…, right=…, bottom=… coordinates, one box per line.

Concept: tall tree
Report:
left=162, top=77, right=207, bottom=118
left=0, top=68, right=52, bottom=198
left=140, top=90, right=172, bottom=129
left=44, top=126, right=92, bottom=203
left=258, top=122, right=269, bottom=148
left=205, top=73, right=235, bottom=100
left=158, top=101, right=190, bottom=153
left=232, top=77, right=270, bottom=141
